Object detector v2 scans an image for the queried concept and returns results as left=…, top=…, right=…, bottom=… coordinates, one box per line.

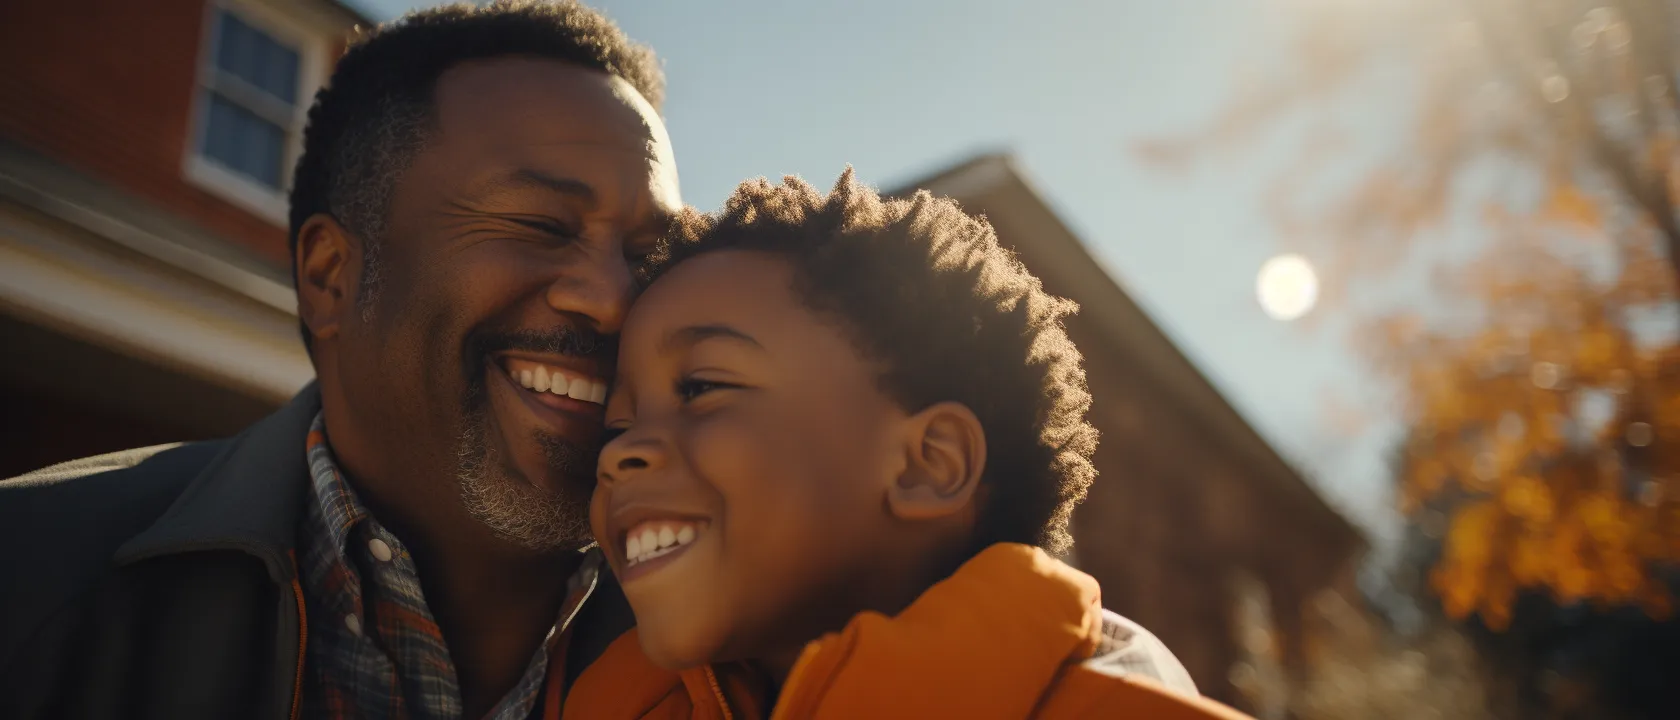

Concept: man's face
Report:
left=331, top=58, right=679, bottom=551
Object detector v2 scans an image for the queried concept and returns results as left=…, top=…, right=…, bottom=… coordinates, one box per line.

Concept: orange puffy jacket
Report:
left=558, top=543, right=1253, bottom=720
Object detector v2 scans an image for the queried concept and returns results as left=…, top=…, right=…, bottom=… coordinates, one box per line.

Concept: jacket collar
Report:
left=763, top=543, right=1105, bottom=720
left=114, top=383, right=321, bottom=582
left=579, top=544, right=1104, bottom=720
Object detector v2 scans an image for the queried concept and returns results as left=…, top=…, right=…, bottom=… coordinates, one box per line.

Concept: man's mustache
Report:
left=471, top=325, right=612, bottom=362
left=461, top=324, right=614, bottom=405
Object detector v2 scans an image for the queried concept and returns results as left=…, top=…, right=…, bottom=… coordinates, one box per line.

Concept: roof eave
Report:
left=888, top=154, right=1368, bottom=556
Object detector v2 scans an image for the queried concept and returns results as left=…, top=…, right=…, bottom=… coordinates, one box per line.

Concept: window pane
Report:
left=202, top=92, right=286, bottom=189
left=265, top=43, right=299, bottom=105
left=213, top=9, right=300, bottom=105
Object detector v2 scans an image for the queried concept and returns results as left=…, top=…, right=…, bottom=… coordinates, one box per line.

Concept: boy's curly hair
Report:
left=648, top=169, right=1098, bottom=556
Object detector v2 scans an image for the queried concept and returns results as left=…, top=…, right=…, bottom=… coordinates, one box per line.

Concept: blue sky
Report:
left=363, top=0, right=1405, bottom=546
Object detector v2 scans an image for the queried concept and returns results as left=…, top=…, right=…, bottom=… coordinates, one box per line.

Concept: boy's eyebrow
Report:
left=663, top=324, right=764, bottom=353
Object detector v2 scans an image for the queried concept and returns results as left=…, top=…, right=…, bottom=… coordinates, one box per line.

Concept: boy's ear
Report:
left=888, top=401, right=986, bottom=521
left=295, top=213, right=358, bottom=345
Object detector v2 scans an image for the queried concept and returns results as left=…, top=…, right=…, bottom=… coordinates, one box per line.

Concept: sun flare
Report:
left=1256, top=254, right=1319, bottom=321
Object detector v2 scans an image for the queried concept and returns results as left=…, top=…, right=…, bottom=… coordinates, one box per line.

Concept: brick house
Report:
left=0, top=1, right=1364, bottom=710
left=0, top=0, right=362, bottom=476
left=892, top=156, right=1366, bottom=708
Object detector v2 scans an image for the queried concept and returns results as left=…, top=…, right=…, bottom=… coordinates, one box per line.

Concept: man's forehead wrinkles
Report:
left=481, top=139, right=664, bottom=162
left=494, top=139, right=651, bottom=150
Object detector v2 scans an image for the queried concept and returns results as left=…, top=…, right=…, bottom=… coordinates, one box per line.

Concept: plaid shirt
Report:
left=299, top=413, right=602, bottom=720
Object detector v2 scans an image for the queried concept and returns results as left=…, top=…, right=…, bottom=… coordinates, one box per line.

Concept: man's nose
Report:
left=545, top=247, right=634, bottom=335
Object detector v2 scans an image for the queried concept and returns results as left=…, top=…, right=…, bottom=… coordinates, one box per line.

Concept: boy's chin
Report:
left=635, top=621, right=724, bottom=672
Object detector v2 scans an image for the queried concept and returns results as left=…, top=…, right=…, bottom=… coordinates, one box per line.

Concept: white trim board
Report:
left=0, top=204, right=313, bottom=403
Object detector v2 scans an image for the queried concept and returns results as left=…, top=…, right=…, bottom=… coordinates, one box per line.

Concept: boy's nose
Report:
left=598, top=431, right=666, bottom=483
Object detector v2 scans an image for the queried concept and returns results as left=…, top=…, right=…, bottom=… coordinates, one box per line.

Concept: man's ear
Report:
left=888, top=401, right=987, bottom=521
left=295, top=213, right=358, bottom=345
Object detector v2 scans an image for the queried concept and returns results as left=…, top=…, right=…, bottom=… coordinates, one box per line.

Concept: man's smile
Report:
left=489, top=352, right=611, bottom=441
left=501, top=355, right=610, bottom=405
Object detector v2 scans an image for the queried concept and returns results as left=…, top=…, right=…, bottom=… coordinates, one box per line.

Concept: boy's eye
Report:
left=602, top=425, right=629, bottom=444
left=675, top=377, right=735, bottom=402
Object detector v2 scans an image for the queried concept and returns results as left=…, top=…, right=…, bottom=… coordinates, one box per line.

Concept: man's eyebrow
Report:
left=662, top=324, right=764, bottom=354
left=463, top=168, right=598, bottom=204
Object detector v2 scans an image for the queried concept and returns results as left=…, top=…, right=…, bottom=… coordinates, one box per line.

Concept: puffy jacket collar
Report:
left=764, top=542, right=1104, bottom=719
left=564, top=543, right=1212, bottom=720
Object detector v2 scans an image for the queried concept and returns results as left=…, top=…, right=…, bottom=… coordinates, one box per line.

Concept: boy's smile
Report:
left=607, top=510, right=711, bottom=581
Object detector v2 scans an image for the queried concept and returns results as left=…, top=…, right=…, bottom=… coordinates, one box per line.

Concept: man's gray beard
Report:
left=455, top=410, right=595, bottom=552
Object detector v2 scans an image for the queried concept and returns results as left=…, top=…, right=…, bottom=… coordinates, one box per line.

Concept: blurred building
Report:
left=0, top=0, right=363, bottom=476
left=893, top=156, right=1367, bottom=708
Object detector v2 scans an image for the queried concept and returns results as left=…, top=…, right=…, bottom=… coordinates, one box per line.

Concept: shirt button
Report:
left=368, top=538, right=393, bottom=562
left=345, top=614, right=363, bottom=636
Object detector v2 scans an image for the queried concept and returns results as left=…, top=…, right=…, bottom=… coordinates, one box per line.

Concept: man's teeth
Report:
left=623, top=520, right=703, bottom=567
left=507, top=360, right=608, bottom=405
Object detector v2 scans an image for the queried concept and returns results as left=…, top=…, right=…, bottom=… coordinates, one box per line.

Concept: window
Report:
left=186, top=1, right=325, bottom=225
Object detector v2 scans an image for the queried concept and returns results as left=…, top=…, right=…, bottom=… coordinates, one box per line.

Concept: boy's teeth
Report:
left=503, top=359, right=607, bottom=405
left=623, top=519, right=706, bottom=567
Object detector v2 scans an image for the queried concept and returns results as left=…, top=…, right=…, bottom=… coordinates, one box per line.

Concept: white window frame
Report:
left=183, top=0, right=328, bottom=227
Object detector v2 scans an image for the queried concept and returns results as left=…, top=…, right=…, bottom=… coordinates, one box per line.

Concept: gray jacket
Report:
left=0, top=384, right=632, bottom=720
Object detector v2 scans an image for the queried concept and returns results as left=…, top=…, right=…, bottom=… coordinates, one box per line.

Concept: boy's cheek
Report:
left=587, top=489, right=611, bottom=558
left=685, top=415, right=801, bottom=501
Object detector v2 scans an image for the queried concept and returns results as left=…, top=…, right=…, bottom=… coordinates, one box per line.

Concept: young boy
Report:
left=568, top=170, right=1250, bottom=719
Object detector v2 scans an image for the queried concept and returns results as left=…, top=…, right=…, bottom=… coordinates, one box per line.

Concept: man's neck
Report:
left=415, top=538, right=583, bottom=720
left=346, top=460, right=582, bottom=718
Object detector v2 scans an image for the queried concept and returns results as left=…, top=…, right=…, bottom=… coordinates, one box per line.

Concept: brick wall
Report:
left=0, top=0, right=340, bottom=269
left=1069, top=332, right=1244, bottom=703
left=1065, top=319, right=1359, bottom=705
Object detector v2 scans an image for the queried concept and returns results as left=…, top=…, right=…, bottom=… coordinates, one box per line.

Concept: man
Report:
left=0, top=2, right=679, bottom=718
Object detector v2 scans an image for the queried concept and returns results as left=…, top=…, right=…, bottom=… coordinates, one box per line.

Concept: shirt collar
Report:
left=297, top=409, right=606, bottom=720
left=303, top=412, right=368, bottom=561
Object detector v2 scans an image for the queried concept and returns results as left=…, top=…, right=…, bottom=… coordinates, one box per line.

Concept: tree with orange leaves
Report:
left=1374, top=239, right=1680, bottom=631
left=1145, top=1, right=1680, bottom=715
left=1145, top=0, right=1680, bottom=626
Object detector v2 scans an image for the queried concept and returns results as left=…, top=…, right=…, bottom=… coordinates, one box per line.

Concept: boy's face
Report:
left=593, top=249, right=915, bottom=668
